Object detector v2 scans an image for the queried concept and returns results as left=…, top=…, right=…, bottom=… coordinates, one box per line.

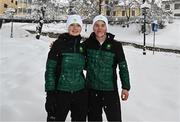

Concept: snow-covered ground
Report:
left=0, top=22, right=180, bottom=121
left=22, top=19, right=180, bottom=50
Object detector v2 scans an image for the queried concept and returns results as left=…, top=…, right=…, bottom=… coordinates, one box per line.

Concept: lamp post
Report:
left=5, top=8, right=15, bottom=38
left=141, top=0, right=150, bottom=55
left=152, top=20, right=158, bottom=54
left=10, top=14, right=14, bottom=38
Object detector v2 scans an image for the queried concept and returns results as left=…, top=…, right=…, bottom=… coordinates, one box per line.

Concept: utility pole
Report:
left=141, top=0, right=150, bottom=55
left=9, top=8, right=15, bottom=38
left=10, top=13, right=14, bottom=38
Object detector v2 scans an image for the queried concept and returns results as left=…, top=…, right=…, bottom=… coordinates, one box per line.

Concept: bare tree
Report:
left=67, top=0, right=99, bottom=19
left=145, top=0, right=173, bottom=28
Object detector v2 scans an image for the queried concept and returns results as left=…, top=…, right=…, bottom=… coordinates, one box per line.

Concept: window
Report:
left=165, top=4, right=170, bottom=10
left=27, top=9, right=32, bottom=14
left=132, top=10, right=135, bottom=16
left=15, top=1, right=18, bottom=5
left=105, top=0, right=109, bottom=5
left=4, top=4, right=8, bottom=8
left=106, top=10, right=110, bottom=16
left=18, top=8, right=22, bottom=13
left=122, top=11, right=125, bottom=16
left=29, top=0, right=32, bottom=4
left=114, top=1, right=118, bottom=5
left=23, top=8, right=26, bottom=13
left=113, top=11, right=116, bottom=16
left=174, top=3, right=180, bottom=9
left=11, top=0, right=14, bottom=3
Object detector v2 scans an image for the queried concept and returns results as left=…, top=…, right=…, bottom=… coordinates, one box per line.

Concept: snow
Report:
left=0, top=23, right=48, bottom=121
left=22, top=19, right=180, bottom=50
left=0, top=22, right=180, bottom=121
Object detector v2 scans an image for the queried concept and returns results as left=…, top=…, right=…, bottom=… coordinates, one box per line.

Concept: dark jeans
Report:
left=88, top=89, right=122, bottom=122
left=55, top=89, right=88, bottom=122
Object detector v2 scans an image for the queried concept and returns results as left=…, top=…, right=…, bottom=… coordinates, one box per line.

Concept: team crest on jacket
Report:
left=79, top=46, right=83, bottom=53
left=106, top=44, right=112, bottom=50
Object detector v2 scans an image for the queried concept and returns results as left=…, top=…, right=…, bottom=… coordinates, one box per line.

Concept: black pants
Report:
left=56, top=89, right=88, bottom=121
left=88, top=89, right=122, bottom=122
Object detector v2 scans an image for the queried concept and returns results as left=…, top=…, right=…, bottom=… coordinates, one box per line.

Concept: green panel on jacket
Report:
left=45, top=59, right=57, bottom=91
left=86, top=49, right=115, bottom=91
left=57, top=53, right=85, bottom=92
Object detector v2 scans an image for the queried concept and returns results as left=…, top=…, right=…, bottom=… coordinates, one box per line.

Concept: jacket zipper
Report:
left=73, top=38, right=77, bottom=88
left=98, top=43, right=102, bottom=89
left=99, top=42, right=102, bottom=50
left=74, top=38, right=77, bottom=53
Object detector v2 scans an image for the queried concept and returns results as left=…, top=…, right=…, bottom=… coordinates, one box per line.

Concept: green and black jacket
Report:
left=45, top=33, right=86, bottom=92
left=84, top=32, right=130, bottom=91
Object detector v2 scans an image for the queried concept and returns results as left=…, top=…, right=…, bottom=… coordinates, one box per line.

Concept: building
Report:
left=0, top=0, right=18, bottom=15
left=100, top=0, right=141, bottom=21
left=16, top=0, right=32, bottom=16
left=162, top=0, right=180, bottom=17
left=173, top=0, right=180, bottom=17
left=102, top=5, right=141, bottom=17
left=0, top=0, right=33, bottom=17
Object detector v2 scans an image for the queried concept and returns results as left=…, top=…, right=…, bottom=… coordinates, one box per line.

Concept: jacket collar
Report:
left=58, top=33, right=81, bottom=41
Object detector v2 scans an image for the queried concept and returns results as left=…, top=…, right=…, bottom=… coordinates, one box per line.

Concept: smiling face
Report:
left=68, top=23, right=82, bottom=36
left=93, top=20, right=107, bottom=38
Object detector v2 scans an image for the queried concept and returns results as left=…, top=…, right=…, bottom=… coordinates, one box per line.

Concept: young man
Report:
left=85, top=15, right=131, bottom=122
left=45, top=15, right=87, bottom=121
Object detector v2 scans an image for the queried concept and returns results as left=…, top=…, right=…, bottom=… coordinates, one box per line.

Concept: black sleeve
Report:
left=45, top=38, right=60, bottom=91
left=115, top=42, right=131, bottom=91
left=115, top=42, right=125, bottom=63
left=47, top=39, right=60, bottom=60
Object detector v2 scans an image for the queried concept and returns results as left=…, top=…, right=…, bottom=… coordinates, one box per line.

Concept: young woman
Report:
left=84, top=15, right=131, bottom=122
left=44, top=15, right=87, bottom=121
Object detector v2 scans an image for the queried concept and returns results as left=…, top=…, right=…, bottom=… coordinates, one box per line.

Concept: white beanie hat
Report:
left=66, top=15, right=83, bottom=28
left=92, top=15, right=108, bottom=31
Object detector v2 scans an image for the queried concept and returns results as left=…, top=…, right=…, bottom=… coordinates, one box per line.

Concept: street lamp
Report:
left=141, top=0, right=150, bottom=55
left=5, top=8, right=16, bottom=38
